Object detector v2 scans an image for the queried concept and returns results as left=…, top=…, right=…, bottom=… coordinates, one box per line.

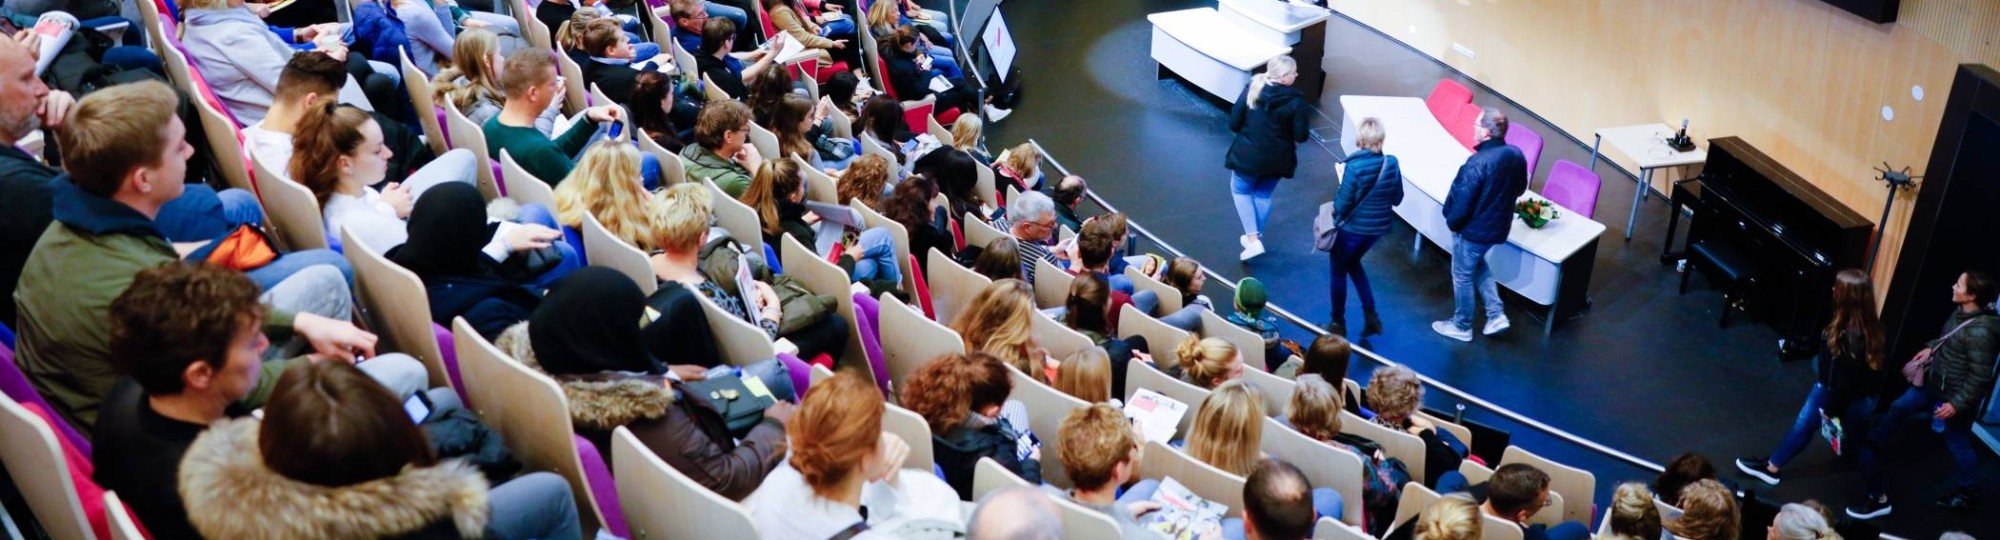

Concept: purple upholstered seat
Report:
left=1, top=342, right=93, bottom=458
left=1505, top=124, right=1545, bottom=181
left=572, top=434, right=628, bottom=538
left=1542, top=160, right=1601, bottom=219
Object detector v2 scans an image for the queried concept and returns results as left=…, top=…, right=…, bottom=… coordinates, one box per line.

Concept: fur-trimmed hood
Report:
left=495, top=322, right=677, bottom=431
left=178, top=418, right=492, bottom=539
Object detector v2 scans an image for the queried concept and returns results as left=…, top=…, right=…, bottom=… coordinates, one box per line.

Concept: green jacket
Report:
left=14, top=179, right=304, bottom=434
left=680, top=143, right=751, bottom=198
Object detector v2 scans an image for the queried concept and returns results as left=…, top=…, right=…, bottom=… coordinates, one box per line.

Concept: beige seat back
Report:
left=1501, top=445, right=1596, bottom=524
left=1032, top=258, right=1072, bottom=309
left=1481, top=513, right=1527, bottom=540
left=453, top=317, right=608, bottom=535
left=1199, top=309, right=1267, bottom=372
left=250, top=152, right=328, bottom=252
left=795, top=155, right=839, bottom=203
left=441, top=99, right=501, bottom=200
left=1123, top=358, right=1210, bottom=438
left=884, top=402, right=934, bottom=471
left=1260, top=417, right=1366, bottom=526
left=1032, top=311, right=1098, bottom=363
left=0, top=396, right=93, bottom=540
left=859, top=132, right=896, bottom=163
left=500, top=149, right=559, bottom=210
left=780, top=234, right=865, bottom=376
left=1137, top=441, right=1246, bottom=516
left=1313, top=517, right=1370, bottom=540
left=670, top=41, right=699, bottom=84
left=610, top=426, right=760, bottom=538
left=702, top=72, right=734, bottom=102
left=1391, top=482, right=1441, bottom=532
left=876, top=293, right=964, bottom=391
left=927, top=247, right=992, bottom=324
left=578, top=211, right=659, bottom=295
left=515, top=0, right=552, bottom=49
left=1126, top=266, right=1183, bottom=314
left=1006, top=365, right=1088, bottom=489
left=1414, top=410, right=1475, bottom=451
left=105, top=491, right=146, bottom=540
left=400, top=48, right=448, bottom=155
left=828, top=107, right=853, bottom=139
left=971, top=456, right=1027, bottom=501
left=636, top=131, right=687, bottom=186
left=747, top=121, right=781, bottom=162
left=1341, top=410, right=1427, bottom=485
left=926, top=115, right=953, bottom=146
left=1239, top=367, right=1294, bottom=418
left=974, top=163, right=998, bottom=213
left=189, top=86, right=253, bottom=193
left=553, top=45, right=588, bottom=115
left=342, top=227, right=450, bottom=388
left=963, top=212, right=1007, bottom=254
left=1117, top=304, right=1191, bottom=371
left=705, top=178, right=765, bottom=251
left=686, top=281, right=779, bottom=366
left=587, top=84, right=633, bottom=140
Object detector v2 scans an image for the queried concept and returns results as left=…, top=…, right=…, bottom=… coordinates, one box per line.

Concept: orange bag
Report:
left=201, top=224, right=278, bottom=271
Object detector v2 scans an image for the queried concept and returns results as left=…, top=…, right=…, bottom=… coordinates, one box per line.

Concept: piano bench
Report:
left=1680, top=240, right=1761, bottom=328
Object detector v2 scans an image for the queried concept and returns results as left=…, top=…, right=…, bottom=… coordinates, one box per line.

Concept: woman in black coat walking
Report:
left=1225, top=55, right=1310, bottom=261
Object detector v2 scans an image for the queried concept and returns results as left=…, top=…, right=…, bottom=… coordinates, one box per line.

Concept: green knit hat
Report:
left=1234, top=277, right=1268, bottom=318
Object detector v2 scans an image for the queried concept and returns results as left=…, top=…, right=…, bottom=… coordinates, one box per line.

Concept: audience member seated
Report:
left=744, top=371, right=966, bottom=537
left=864, top=0, right=953, bottom=56
left=1388, top=497, right=1482, bottom=540
left=1063, top=273, right=1147, bottom=394
left=639, top=183, right=825, bottom=381
left=16, top=82, right=416, bottom=433
left=879, top=173, right=956, bottom=273
left=914, top=145, right=982, bottom=221
left=1663, top=479, right=1738, bottom=540
left=994, top=142, right=1041, bottom=194
left=495, top=267, right=793, bottom=499
left=1054, top=348, right=1116, bottom=405
left=1286, top=374, right=1405, bottom=529
left=904, top=352, right=1041, bottom=500
left=578, top=18, right=643, bottom=104
left=971, top=237, right=1022, bottom=283
left=554, top=141, right=656, bottom=249
left=951, top=279, right=1048, bottom=382
left=1075, top=229, right=1153, bottom=327
left=969, top=486, right=1062, bottom=540
left=181, top=0, right=393, bottom=124
left=535, top=0, right=581, bottom=42
left=776, top=93, right=856, bottom=170
left=745, top=65, right=796, bottom=126
left=682, top=100, right=763, bottom=196
left=761, top=0, right=851, bottom=67
left=1177, top=336, right=1245, bottom=390
left=631, top=70, right=689, bottom=152
left=400, top=0, right=528, bottom=74
left=249, top=54, right=463, bottom=191
left=93, top=264, right=416, bottom=538
left=824, top=70, right=872, bottom=123
left=881, top=27, right=1007, bottom=122
left=695, top=18, right=783, bottom=99
left=949, top=114, right=991, bottom=165
left=743, top=158, right=817, bottom=250
left=1654, top=452, right=1718, bottom=508
left=1048, top=403, right=1167, bottom=539
left=1766, top=503, right=1838, bottom=540
left=1605, top=482, right=1666, bottom=540
left=1051, top=174, right=1087, bottom=231
left=1366, top=364, right=1466, bottom=485
left=1430, top=463, right=1590, bottom=540
left=1224, top=277, right=1289, bottom=366
left=291, top=101, right=485, bottom=251
left=1128, top=382, right=1343, bottom=539
left=179, top=360, right=583, bottom=539
left=434, top=29, right=561, bottom=133
left=995, top=191, right=1060, bottom=283
left=1242, top=459, right=1321, bottom=540
left=386, top=183, right=575, bottom=338
left=858, top=95, right=912, bottom=165
left=668, top=0, right=751, bottom=56
left=1276, top=334, right=1360, bottom=412
left=484, top=48, right=624, bottom=185
left=837, top=153, right=893, bottom=207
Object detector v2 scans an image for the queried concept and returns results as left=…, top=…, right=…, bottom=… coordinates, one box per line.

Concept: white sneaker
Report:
left=983, top=104, right=1012, bottom=122
left=1483, top=314, right=1511, bottom=336
left=1239, top=236, right=1265, bottom=261
left=1431, top=320, right=1472, bottom=342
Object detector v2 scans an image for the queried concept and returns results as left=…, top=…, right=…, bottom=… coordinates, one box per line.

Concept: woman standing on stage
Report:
left=1734, top=269, right=1884, bottom=487
left=1325, top=118, right=1403, bottom=337
left=1225, top=56, right=1310, bottom=261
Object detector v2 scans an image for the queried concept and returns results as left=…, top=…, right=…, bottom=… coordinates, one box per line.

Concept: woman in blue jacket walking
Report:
left=1326, top=118, right=1402, bottom=337
left=1225, top=56, right=1310, bottom=261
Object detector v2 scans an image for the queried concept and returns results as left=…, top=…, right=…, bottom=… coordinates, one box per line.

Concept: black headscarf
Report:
left=388, top=182, right=497, bottom=280
left=531, top=267, right=662, bottom=376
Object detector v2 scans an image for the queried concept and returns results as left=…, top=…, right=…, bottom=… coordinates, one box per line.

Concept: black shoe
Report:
left=1325, top=319, right=1347, bottom=337
left=1363, top=311, right=1383, bottom=336
left=1735, top=457, right=1780, bottom=485
left=1936, top=489, right=1977, bottom=512
left=1845, top=497, right=1892, bottom=519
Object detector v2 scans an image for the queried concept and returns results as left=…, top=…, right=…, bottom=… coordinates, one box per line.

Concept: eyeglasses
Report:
left=553, top=75, right=567, bottom=88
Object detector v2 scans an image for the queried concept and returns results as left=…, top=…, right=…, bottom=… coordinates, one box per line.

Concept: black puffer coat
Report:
left=1224, top=83, right=1311, bottom=179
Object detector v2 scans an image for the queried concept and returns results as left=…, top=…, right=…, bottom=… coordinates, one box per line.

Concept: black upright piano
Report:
left=1664, top=138, right=1873, bottom=353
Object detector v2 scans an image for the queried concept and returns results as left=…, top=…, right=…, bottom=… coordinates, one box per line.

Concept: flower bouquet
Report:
left=1516, top=197, right=1560, bottom=228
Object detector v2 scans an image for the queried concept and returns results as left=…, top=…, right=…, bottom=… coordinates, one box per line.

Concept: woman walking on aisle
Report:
left=1324, top=118, right=1402, bottom=337
left=1733, top=269, right=1885, bottom=486
left=1225, top=56, right=1310, bottom=261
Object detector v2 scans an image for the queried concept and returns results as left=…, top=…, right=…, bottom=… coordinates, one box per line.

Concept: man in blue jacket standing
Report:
left=1433, top=108, right=1527, bottom=342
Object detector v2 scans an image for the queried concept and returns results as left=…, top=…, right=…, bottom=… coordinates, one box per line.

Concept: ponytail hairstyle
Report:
left=1246, top=55, right=1298, bottom=109
left=742, top=158, right=803, bottom=237
left=433, top=29, right=504, bottom=115
left=289, top=98, right=376, bottom=206
left=1176, top=335, right=1241, bottom=389
left=1769, top=503, right=1839, bottom=540
left=558, top=9, right=605, bottom=51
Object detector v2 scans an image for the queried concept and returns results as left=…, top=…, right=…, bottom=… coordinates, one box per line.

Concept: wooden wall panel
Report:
left=1325, top=0, right=1990, bottom=289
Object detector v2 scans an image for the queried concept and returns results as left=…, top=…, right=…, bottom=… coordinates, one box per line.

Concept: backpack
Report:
left=1335, top=432, right=1414, bottom=537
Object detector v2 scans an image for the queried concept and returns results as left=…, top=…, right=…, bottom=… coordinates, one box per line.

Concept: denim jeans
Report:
left=820, top=17, right=856, bottom=41
left=1130, top=289, right=1159, bottom=318
left=259, top=264, right=353, bottom=321
left=354, top=352, right=431, bottom=400
left=851, top=227, right=902, bottom=285
left=1157, top=304, right=1207, bottom=332
left=1229, top=172, right=1280, bottom=237
left=1449, top=234, right=1503, bottom=330
left=247, top=248, right=355, bottom=291
left=1862, top=386, right=1978, bottom=494
left=515, top=203, right=585, bottom=288
left=158, top=185, right=263, bottom=243
left=927, top=49, right=964, bottom=79
left=485, top=471, right=584, bottom=540
left=705, top=1, right=748, bottom=29
left=1328, top=231, right=1381, bottom=319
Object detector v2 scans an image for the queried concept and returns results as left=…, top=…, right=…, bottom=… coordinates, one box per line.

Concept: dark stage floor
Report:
left=974, top=0, right=1997, bottom=537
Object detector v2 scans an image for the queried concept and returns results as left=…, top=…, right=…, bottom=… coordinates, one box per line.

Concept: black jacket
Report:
left=883, top=48, right=931, bottom=102
left=581, top=58, right=640, bottom=106
left=0, top=144, right=57, bottom=327
left=1442, top=138, right=1528, bottom=244
left=1224, top=83, right=1310, bottom=179
left=696, top=53, right=748, bottom=99
left=1817, top=329, right=1884, bottom=415
left=1927, top=307, right=2000, bottom=412
left=933, top=417, right=1042, bottom=501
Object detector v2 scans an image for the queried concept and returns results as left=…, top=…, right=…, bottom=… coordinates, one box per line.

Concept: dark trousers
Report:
left=1859, top=386, right=1980, bottom=496
left=783, top=312, right=850, bottom=365
left=1327, top=231, right=1381, bottom=322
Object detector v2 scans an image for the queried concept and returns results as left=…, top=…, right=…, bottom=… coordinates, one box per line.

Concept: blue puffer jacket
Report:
left=1442, top=138, right=1527, bottom=244
left=350, top=0, right=409, bottom=67
left=1333, top=149, right=1405, bottom=236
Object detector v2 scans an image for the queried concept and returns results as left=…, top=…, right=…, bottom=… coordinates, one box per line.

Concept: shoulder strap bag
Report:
left=1314, top=156, right=1390, bottom=252
left=1902, top=316, right=1982, bottom=387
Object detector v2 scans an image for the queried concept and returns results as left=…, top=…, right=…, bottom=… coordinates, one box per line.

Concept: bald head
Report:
left=0, top=36, right=49, bottom=144
left=1244, top=458, right=1316, bottom=540
left=968, top=486, right=1061, bottom=540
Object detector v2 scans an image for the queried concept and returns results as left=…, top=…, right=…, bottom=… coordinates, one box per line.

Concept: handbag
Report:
left=189, top=224, right=279, bottom=271
left=1902, top=317, right=1981, bottom=387
left=683, top=375, right=776, bottom=438
left=1817, top=410, right=1844, bottom=456
left=1314, top=156, right=1391, bottom=252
